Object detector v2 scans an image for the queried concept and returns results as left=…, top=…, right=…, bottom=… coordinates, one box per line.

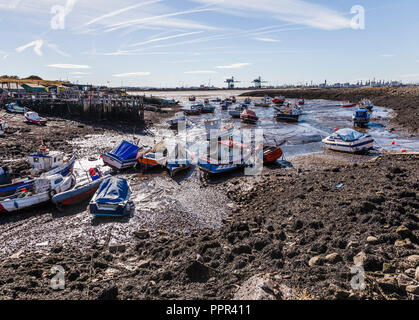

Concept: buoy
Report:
left=392, top=141, right=395, bottom=145
left=401, top=149, right=406, bottom=153
left=334, top=128, right=338, bottom=131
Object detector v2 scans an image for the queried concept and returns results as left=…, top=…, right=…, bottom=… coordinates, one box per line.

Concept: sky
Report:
left=0, top=0, right=418, bottom=88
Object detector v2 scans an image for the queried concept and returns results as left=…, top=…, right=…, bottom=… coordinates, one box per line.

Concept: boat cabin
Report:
left=28, top=148, right=64, bottom=173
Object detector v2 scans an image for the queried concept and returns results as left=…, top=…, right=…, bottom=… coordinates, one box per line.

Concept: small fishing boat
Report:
left=254, top=96, right=271, bottom=107
left=272, top=96, right=285, bottom=105
left=274, top=110, right=300, bottom=122
left=5, top=102, right=27, bottom=114
left=24, top=111, right=47, bottom=125
left=0, top=166, right=34, bottom=198
left=322, top=128, right=374, bottom=153
left=204, top=119, right=234, bottom=141
left=240, top=109, right=259, bottom=124
left=359, top=99, right=374, bottom=111
left=167, top=116, right=187, bottom=130
left=0, top=174, right=75, bottom=213
left=166, top=144, right=193, bottom=177
left=0, top=146, right=74, bottom=197
left=201, top=104, right=215, bottom=113
left=183, top=104, right=202, bottom=116
left=340, top=101, right=356, bottom=108
left=211, top=98, right=222, bottom=103
left=263, top=145, right=283, bottom=163
left=52, top=168, right=108, bottom=209
left=221, top=102, right=229, bottom=110
left=352, top=109, right=371, bottom=127
left=204, top=98, right=209, bottom=104
left=28, top=145, right=75, bottom=177
left=229, top=104, right=247, bottom=118
left=189, top=96, right=196, bottom=102
left=0, top=119, right=7, bottom=135
left=197, top=139, right=253, bottom=175
left=244, top=97, right=252, bottom=104
left=89, top=177, right=132, bottom=217
left=298, top=99, right=305, bottom=105
left=137, top=141, right=168, bottom=169
left=231, top=96, right=237, bottom=103
left=274, top=103, right=302, bottom=122
left=138, top=141, right=192, bottom=176
left=163, top=99, right=179, bottom=104
left=102, top=140, right=142, bottom=170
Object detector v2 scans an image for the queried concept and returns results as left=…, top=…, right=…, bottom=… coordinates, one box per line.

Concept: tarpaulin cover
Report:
left=95, top=177, right=130, bottom=204
left=108, top=140, right=140, bottom=161
left=334, top=128, right=366, bottom=142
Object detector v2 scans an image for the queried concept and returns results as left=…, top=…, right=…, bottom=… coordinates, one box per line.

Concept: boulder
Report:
left=309, top=256, right=325, bottom=267
left=366, top=236, right=379, bottom=245
left=353, top=251, right=367, bottom=267
left=325, top=253, right=342, bottom=264
left=396, top=226, right=413, bottom=239
left=233, top=275, right=281, bottom=300
left=406, top=285, right=419, bottom=295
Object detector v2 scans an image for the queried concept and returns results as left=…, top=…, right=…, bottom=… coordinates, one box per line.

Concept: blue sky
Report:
left=0, top=0, right=418, bottom=87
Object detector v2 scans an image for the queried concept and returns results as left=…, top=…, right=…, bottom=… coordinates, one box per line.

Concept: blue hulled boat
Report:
left=102, top=140, right=141, bottom=170
left=89, top=177, right=132, bottom=217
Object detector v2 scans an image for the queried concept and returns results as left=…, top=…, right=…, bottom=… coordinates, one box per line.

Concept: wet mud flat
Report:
left=241, top=86, right=419, bottom=133
left=0, top=93, right=418, bottom=300
left=0, top=153, right=417, bottom=300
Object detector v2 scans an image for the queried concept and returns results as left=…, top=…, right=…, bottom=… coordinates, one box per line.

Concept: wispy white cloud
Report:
left=216, top=62, right=252, bottom=69
left=0, top=0, right=22, bottom=10
left=113, top=72, right=151, bottom=77
left=15, top=40, right=44, bottom=56
left=69, top=71, right=91, bottom=74
left=128, top=31, right=204, bottom=47
left=105, top=8, right=215, bottom=32
left=253, top=37, right=281, bottom=42
left=46, top=43, right=71, bottom=57
left=184, top=70, right=217, bottom=74
left=83, top=0, right=162, bottom=26
left=47, top=64, right=90, bottom=69
left=192, top=0, right=351, bottom=30
left=380, top=54, right=395, bottom=57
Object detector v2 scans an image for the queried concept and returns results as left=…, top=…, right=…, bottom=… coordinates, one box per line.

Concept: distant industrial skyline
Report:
left=1, top=1, right=418, bottom=87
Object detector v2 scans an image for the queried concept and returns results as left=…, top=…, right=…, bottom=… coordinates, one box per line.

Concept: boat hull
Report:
left=263, top=146, right=283, bottom=163
left=322, top=137, right=374, bottom=153
left=0, top=179, right=34, bottom=198
left=102, top=153, right=137, bottom=170
left=275, top=114, right=300, bottom=122
left=0, top=192, right=50, bottom=213
left=198, top=161, right=245, bottom=174
left=52, top=178, right=104, bottom=207
left=25, top=117, right=47, bottom=125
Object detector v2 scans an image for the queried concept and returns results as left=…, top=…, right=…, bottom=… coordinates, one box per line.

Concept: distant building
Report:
left=0, top=82, right=25, bottom=93
left=21, top=83, right=47, bottom=93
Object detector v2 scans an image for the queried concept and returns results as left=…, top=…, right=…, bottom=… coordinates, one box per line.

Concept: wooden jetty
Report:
left=0, top=90, right=147, bottom=122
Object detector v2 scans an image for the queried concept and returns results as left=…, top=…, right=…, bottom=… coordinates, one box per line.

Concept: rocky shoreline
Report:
left=0, top=153, right=417, bottom=300
left=241, top=86, right=419, bottom=133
